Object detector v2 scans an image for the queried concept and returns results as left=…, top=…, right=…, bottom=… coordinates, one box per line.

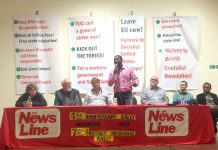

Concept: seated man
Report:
left=196, top=82, right=218, bottom=133
left=173, top=81, right=193, bottom=104
left=15, top=84, right=47, bottom=107
left=141, top=76, right=168, bottom=104
left=54, top=78, right=82, bottom=106
left=83, top=77, right=113, bottom=106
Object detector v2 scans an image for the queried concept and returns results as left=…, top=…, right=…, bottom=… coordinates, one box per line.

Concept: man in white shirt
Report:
left=83, top=77, right=112, bottom=106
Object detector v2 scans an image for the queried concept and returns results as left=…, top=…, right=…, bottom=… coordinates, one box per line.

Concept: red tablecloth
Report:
left=0, top=105, right=215, bottom=148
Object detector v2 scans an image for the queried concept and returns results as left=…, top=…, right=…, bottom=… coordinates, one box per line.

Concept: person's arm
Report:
left=190, top=93, right=194, bottom=100
left=213, top=94, right=218, bottom=105
left=172, top=93, right=178, bottom=104
left=140, top=89, right=147, bottom=104
left=163, top=91, right=169, bottom=104
left=32, top=93, right=47, bottom=106
left=54, top=91, right=61, bottom=106
left=196, top=94, right=200, bottom=104
left=83, top=92, right=90, bottom=106
left=75, top=90, right=82, bottom=106
left=130, top=69, right=139, bottom=87
left=108, top=70, right=116, bottom=86
left=15, top=94, right=26, bottom=107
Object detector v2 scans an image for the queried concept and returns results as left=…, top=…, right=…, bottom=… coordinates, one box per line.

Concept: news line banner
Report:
left=154, top=17, right=200, bottom=90
left=14, top=16, right=62, bottom=94
left=15, top=107, right=188, bottom=141
left=69, top=16, right=114, bottom=92
left=118, top=16, right=145, bottom=92
left=6, top=105, right=213, bottom=148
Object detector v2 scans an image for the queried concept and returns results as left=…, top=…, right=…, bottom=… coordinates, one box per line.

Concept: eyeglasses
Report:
left=65, top=82, right=71, bottom=85
left=151, top=79, right=158, bottom=81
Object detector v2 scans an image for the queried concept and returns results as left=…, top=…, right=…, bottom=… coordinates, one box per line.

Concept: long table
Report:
left=0, top=105, right=215, bottom=148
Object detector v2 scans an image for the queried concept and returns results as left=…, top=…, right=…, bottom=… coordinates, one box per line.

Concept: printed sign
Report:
left=69, top=16, right=114, bottom=92
left=14, top=16, right=62, bottom=94
left=118, top=16, right=145, bottom=92
left=15, top=108, right=60, bottom=139
left=145, top=107, right=188, bottom=136
left=154, top=17, right=200, bottom=90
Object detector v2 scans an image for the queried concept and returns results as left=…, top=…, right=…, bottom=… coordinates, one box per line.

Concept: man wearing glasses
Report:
left=141, top=76, right=168, bottom=104
left=54, top=78, right=82, bottom=106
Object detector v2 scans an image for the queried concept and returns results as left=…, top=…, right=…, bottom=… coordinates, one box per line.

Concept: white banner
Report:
left=118, top=16, right=145, bottom=92
left=14, top=16, right=62, bottom=94
left=69, top=16, right=114, bottom=92
left=154, top=17, right=200, bottom=90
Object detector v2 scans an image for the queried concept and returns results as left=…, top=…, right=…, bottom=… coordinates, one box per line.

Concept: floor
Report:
left=8, top=134, right=218, bottom=150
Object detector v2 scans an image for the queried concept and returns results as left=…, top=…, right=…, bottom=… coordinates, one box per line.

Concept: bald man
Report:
left=141, top=76, right=168, bottom=104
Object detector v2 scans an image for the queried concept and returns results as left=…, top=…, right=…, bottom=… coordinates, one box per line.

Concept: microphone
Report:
left=114, top=63, right=119, bottom=73
left=115, top=63, right=118, bottom=69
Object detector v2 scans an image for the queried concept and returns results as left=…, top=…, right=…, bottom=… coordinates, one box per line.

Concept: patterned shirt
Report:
left=108, top=66, right=139, bottom=92
left=205, top=94, right=216, bottom=107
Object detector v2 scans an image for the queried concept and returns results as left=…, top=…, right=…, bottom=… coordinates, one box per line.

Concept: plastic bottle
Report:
left=27, top=96, right=32, bottom=102
left=181, top=98, right=185, bottom=104
left=26, top=96, right=32, bottom=107
left=113, top=98, right=117, bottom=105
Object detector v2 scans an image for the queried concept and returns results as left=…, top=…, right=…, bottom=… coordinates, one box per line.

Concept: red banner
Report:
left=0, top=105, right=215, bottom=148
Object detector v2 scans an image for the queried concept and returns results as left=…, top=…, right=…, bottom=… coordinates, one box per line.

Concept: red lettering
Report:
left=149, top=122, right=176, bottom=133
left=148, top=110, right=159, bottom=121
left=19, top=124, right=28, bottom=136
left=176, top=113, right=184, bottom=121
left=49, top=115, right=57, bottom=123
left=19, top=123, right=49, bottom=136
left=148, top=110, right=184, bottom=121
left=165, top=113, right=178, bottom=121
left=19, top=112, right=56, bottom=123
left=19, top=112, right=31, bottom=123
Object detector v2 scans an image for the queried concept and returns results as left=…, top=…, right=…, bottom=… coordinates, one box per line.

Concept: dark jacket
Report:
left=196, top=92, right=218, bottom=105
left=15, top=92, right=47, bottom=107
left=54, top=88, right=82, bottom=106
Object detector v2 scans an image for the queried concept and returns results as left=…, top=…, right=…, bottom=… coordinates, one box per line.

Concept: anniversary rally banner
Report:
left=154, top=17, right=200, bottom=90
left=118, top=16, right=145, bottom=92
left=69, top=16, right=114, bottom=92
left=14, top=16, right=62, bottom=94
left=1, top=106, right=214, bottom=148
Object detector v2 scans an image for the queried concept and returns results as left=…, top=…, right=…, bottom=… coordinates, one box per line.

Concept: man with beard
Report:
left=54, top=78, right=82, bottom=106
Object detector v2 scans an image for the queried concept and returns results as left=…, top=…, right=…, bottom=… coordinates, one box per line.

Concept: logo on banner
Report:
left=15, top=108, right=60, bottom=139
left=145, top=107, right=188, bottom=136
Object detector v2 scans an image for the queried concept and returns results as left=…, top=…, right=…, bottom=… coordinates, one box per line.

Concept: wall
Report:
left=0, top=0, right=218, bottom=123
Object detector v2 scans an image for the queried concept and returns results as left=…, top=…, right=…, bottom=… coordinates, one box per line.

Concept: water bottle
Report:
left=27, top=96, right=32, bottom=102
left=113, top=98, right=117, bottom=105
left=126, top=97, right=132, bottom=105
left=181, top=98, right=185, bottom=104
left=26, top=96, right=32, bottom=107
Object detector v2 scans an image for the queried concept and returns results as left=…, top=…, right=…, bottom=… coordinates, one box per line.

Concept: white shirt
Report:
left=83, top=89, right=112, bottom=106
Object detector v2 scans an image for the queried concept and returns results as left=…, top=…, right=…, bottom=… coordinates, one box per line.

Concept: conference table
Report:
left=0, top=105, right=215, bottom=149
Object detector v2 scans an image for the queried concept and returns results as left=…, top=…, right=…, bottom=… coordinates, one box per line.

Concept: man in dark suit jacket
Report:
left=196, top=82, right=218, bottom=133
left=54, top=78, right=82, bottom=106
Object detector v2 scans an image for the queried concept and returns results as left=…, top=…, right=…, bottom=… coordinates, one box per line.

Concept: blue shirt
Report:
left=173, top=91, right=193, bottom=104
